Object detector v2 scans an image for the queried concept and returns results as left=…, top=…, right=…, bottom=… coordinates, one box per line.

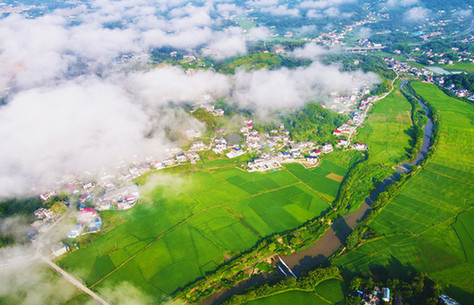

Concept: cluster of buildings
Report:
left=352, top=287, right=390, bottom=305
left=68, top=207, right=102, bottom=238
left=384, top=58, right=434, bottom=77
left=192, top=100, right=225, bottom=117
left=30, top=208, right=59, bottom=237
left=328, top=85, right=372, bottom=114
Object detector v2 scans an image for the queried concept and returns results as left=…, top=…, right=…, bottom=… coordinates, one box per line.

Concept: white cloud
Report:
left=0, top=14, right=70, bottom=89
left=126, top=66, right=230, bottom=106
left=261, top=5, right=300, bottom=16
left=385, top=0, right=419, bottom=7
left=299, top=0, right=356, bottom=9
left=292, top=43, right=339, bottom=60
left=0, top=77, right=169, bottom=197
left=246, top=0, right=279, bottom=7
left=205, top=27, right=247, bottom=59
left=232, top=62, right=379, bottom=114
left=404, top=6, right=430, bottom=22
left=246, top=26, right=272, bottom=40
left=454, top=9, right=472, bottom=18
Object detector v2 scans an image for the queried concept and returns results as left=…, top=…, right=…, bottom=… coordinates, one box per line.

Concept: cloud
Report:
left=100, top=281, right=153, bottom=305
left=231, top=62, right=379, bottom=114
left=0, top=0, right=380, bottom=198
left=246, top=0, right=279, bottom=7
left=292, top=43, right=339, bottom=60
left=0, top=77, right=170, bottom=197
left=126, top=66, right=230, bottom=106
left=385, top=0, right=418, bottom=7
left=307, top=9, right=323, bottom=18
left=205, top=27, right=247, bottom=59
left=404, top=6, right=430, bottom=22
left=0, top=14, right=70, bottom=89
left=358, top=26, right=373, bottom=39
left=454, top=9, right=472, bottom=18
left=299, top=0, right=356, bottom=9
left=246, top=26, right=272, bottom=41
left=261, top=5, right=300, bottom=17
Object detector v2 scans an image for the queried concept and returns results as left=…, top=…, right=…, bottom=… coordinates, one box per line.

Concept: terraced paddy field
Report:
left=58, top=154, right=358, bottom=303
left=335, top=82, right=474, bottom=303
left=244, top=279, right=345, bottom=305
left=356, top=79, right=414, bottom=166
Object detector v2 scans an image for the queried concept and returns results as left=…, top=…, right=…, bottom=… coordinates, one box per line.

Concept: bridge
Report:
left=345, top=46, right=386, bottom=53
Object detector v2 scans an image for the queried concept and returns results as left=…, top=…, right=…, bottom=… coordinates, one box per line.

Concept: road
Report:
left=346, top=71, right=399, bottom=146
left=32, top=215, right=110, bottom=305
left=39, top=255, right=110, bottom=305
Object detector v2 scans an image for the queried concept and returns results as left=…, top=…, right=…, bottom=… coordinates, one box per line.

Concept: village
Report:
left=385, top=57, right=474, bottom=100
left=29, top=87, right=374, bottom=261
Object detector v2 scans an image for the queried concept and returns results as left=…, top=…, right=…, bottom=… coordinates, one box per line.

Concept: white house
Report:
left=51, top=242, right=67, bottom=257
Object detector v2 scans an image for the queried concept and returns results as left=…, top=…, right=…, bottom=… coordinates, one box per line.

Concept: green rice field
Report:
left=356, top=80, right=414, bottom=166
left=440, top=62, right=474, bottom=73
left=58, top=155, right=357, bottom=303
left=245, top=279, right=345, bottom=305
left=335, top=82, right=474, bottom=303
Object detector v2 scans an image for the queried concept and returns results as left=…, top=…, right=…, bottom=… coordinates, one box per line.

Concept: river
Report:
left=199, top=79, right=433, bottom=305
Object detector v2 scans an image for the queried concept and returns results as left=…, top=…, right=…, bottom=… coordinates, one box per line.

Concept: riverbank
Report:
left=198, top=80, right=435, bottom=305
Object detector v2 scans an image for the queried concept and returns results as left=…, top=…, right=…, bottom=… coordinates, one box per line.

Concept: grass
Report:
left=285, top=151, right=364, bottom=202
left=313, top=279, right=346, bottom=304
left=244, top=279, right=345, bottom=305
left=440, top=62, right=474, bottom=73
left=356, top=79, right=414, bottom=166
left=245, top=290, right=329, bottom=305
left=335, top=82, right=474, bottom=304
left=58, top=157, right=356, bottom=303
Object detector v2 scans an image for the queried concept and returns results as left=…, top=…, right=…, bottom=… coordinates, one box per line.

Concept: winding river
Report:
left=199, top=79, right=434, bottom=305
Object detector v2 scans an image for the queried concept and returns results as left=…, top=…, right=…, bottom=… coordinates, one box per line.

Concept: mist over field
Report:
left=0, top=0, right=382, bottom=198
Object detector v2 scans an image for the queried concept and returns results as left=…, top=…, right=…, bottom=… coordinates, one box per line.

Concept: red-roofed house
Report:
left=310, top=150, right=322, bottom=157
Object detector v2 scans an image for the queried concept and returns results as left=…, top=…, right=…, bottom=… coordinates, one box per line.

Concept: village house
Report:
left=190, top=141, right=207, bottom=151
left=337, top=139, right=349, bottom=147
left=51, top=242, right=67, bottom=257
left=87, top=217, right=102, bottom=234
left=79, top=194, right=92, bottom=203
left=68, top=223, right=84, bottom=238
left=78, top=208, right=97, bottom=224
left=176, top=153, right=188, bottom=163
left=40, top=190, right=56, bottom=202
left=200, top=103, right=214, bottom=112
left=353, top=143, right=368, bottom=151
left=322, top=144, right=334, bottom=153
left=309, top=150, right=322, bottom=157
left=226, top=147, right=245, bottom=159
left=64, top=184, right=79, bottom=194
left=305, top=156, right=319, bottom=164
left=185, top=128, right=202, bottom=139
left=185, top=151, right=200, bottom=164
left=34, top=208, right=54, bottom=220
left=31, top=219, right=51, bottom=233
left=81, top=181, right=95, bottom=191
left=152, top=161, right=165, bottom=170
left=338, top=123, right=355, bottom=134
left=212, top=109, right=224, bottom=116
left=163, top=158, right=176, bottom=166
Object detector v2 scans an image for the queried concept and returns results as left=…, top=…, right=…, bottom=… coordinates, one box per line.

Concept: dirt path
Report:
left=40, top=255, right=109, bottom=305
